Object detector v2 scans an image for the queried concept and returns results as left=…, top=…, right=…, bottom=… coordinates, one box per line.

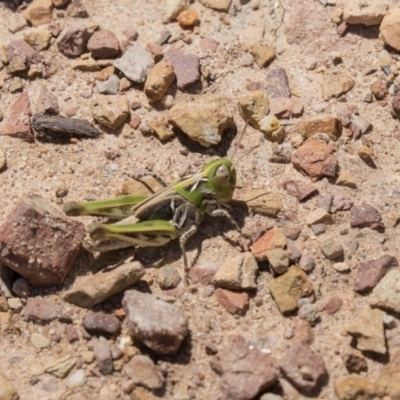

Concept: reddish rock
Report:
left=215, top=288, right=249, bottom=315
left=35, top=85, right=59, bottom=115
left=293, top=318, right=315, bottom=344
left=250, top=226, right=287, bottom=261
left=82, top=311, right=121, bottom=336
left=1, top=92, right=32, bottom=140
left=211, top=335, right=278, bottom=400
left=93, top=337, right=113, bottom=375
left=123, top=355, right=164, bottom=390
left=354, top=255, right=398, bottom=292
left=24, top=297, right=61, bottom=323
left=164, top=48, right=200, bottom=90
left=269, top=97, right=303, bottom=118
left=65, top=324, right=79, bottom=343
left=147, top=42, right=163, bottom=62
left=200, top=37, right=218, bottom=52
left=292, top=116, right=342, bottom=141
left=87, top=29, right=120, bottom=59
left=122, top=27, right=138, bottom=41
left=282, top=180, right=319, bottom=202
left=371, top=78, right=387, bottom=100
left=265, top=67, right=290, bottom=98
left=188, top=263, right=218, bottom=285
left=0, top=195, right=85, bottom=287
left=350, top=205, right=384, bottom=232
left=291, top=139, right=338, bottom=182
left=324, top=297, right=343, bottom=315
left=129, top=113, right=141, bottom=130
left=7, top=39, right=43, bottom=65
left=279, top=341, right=327, bottom=392
left=57, top=25, right=92, bottom=57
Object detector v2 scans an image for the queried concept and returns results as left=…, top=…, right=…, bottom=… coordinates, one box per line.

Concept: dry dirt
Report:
left=1, top=0, right=400, bottom=399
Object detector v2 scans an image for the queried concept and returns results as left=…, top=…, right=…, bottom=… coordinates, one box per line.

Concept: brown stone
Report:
left=87, top=29, right=120, bottom=59
left=57, top=25, right=92, bottom=58
left=350, top=205, right=384, bottom=231
left=24, top=297, right=61, bottom=323
left=123, top=355, right=164, bottom=390
left=321, top=69, right=355, bottom=100
left=265, top=67, right=290, bottom=98
left=83, top=311, right=121, bottom=336
left=215, top=288, right=249, bottom=315
left=250, top=44, right=276, bottom=68
left=371, top=78, right=387, bottom=100
left=23, top=0, right=53, bottom=27
left=380, top=7, right=400, bottom=52
left=335, top=376, right=385, bottom=400
left=144, top=60, right=175, bottom=101
left=291, top=116, right=342, bottom=141
left=250, top=227, right=287, bottom=261
left=379, top=349, right=400, bottom=399
left=7, top=39, right=43, bottom=65
left=282, top=180, right=318, bottom=202
left=177, top=9, right=199, bottom=28
left=269, top=97, right=303, bottom=119
left=324, top=297, right=343, bottom=315
left=35, top=85, right=59, bottom=115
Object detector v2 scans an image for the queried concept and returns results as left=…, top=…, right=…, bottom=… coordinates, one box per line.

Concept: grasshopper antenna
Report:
left=229, top=120, right=248, bottom=162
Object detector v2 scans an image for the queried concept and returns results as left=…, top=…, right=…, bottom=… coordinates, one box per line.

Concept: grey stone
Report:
left=82, top=311, right=121, bottom=336
left=158, top=265, right=181, bottom=289
left=299, top=254, right=315, bottom=273
left=24, top=297, right=61, bottom=323
left=369, top=269, right=400, bottom=313
left=94, top=337, right=113, bottom=375
left=321, top=239, right=344, bottom=260
left=97, top=74, right=119, bottom=95
left=267, top=248, right=289, bottom=275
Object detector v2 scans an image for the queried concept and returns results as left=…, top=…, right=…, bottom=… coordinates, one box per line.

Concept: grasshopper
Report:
left=64, top=124, right=247, bottom=271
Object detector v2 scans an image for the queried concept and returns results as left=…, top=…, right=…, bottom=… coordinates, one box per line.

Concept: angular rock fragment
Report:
left=90, top=94, right=130, bottom=130
left=94, top=337, right=113, bottom=375
left=269, top=97, right=303, bottom=119
left=199, top=0, right=232, bottom=12
left=283, top=180, right=319, bottom=202
left=350, top=205, right=384, bottom=232
left=83, top=311, right=121, bottom=336
left=35, top=85, right=60, bottom=115
left=57, top=25, right=92, bottom=58
left=306, top=208, right=332, bottom=226
left=23, top=0, right=53, bottom=27
left=123, top=355, right=164, bottom=390
left=343, top=0, right=387, bottom=26
left=215, top=288, right=249, bottom=315
left=265, top=67, right=290, bottom=98
left=250, top=227, right=287, bottom=261
left=341, top=348, right=367, bottom=373
left=237, top=91, right=269, bottom=130
left=240, top=190, right=282, bottom=216
left=321, top=69, right=355, bottom=100
left=7, top=39, right=43, bottom=65
left=144, top=60, right=175, bottom=102
left=379, top=349, right=400, bottom=399
left=335, top=376, right=385, bottom=400
left=380, top=8, right=400, bottom=52
left=291, top=116, right=342, bottom=141
left=87, top=29, right=120, bottom=58
left=24, top=297, right=61, bottom=324
left=369, top=269, right=400, bottom=313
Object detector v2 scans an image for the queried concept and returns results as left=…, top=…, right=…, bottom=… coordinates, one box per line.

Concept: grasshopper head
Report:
left=204, top=158, right=236, bottom=203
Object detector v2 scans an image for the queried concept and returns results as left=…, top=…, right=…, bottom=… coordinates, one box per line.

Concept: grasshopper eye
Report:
left=216, top=165, right=230, bottom=183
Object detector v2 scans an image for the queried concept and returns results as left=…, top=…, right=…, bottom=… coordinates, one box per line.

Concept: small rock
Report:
left=392, top=90, right=400, bottom=118
left=0, top=371, right=18, bottom=400
left=268, top=266, right=314, bottom=314
left=168, top=97, right=233, bottom=147
left=237, top=91, right=269, bottom=130
left=45, top=355, right=77, bottom=378
left=68, top=369, right=86, bottom=387
left=12, top=277, right=30, bottom=298
left=291, top=139, right=338, bottom=182
left=250, top=44, right=276, bottom=68
left=321, top=238, right=344, bottom=260
left=188, top=263, right=218, bottom=285
left=279, top=341, right=327, bottom=392
left=211, top=335, right=278, bottom=400
left=369, top=269, right=400, bottom=313
left=298, top=303, right=318, bottom=325
left=291, top=116, right=342, bottom=141
left=379, top=348, right=400, bottom=398
left=165, top=0, right=187, bottom=20
left=306, top=208, right=333, bottom=226
left=346, top=307, right=386, bottom=354
left=324, top=297, right=343, bottom=315
left=158, top=265, right=181, bottom=289
left=8, top=298, right=23, bottom=310
left=66, top=0, right=88, bottom=17
left=213, top=252, right=258, bottom=290
left=354, top=255, right=398, bottom=292
left=341, top=348, right=367, bottom=373
left=57, top=25, right=92, bottom=58
left=350, top=115, right=372, bottom=138
left=299, top=254, right=315, bottom=273
left=250, top=227, right=287, bottom=261
left=200, top=37, right=218, bottom=52
left=94, top=337, right=113, bottom=375
left=240, top=190, right=283, bottom=216
left=343, top=0, right=387, bottom=25
left=63, top=261, right=144, bottom=307
left=259, top=115, right=285, bottom=143
left=357, top=144, right=373, bottom=161
left=123, top=290, right=188, bottom=354
left=82, top=311, right=121, bottom=336
left=65, top=325, right=79, bottom=343
left=318, top=194, right=334, bottom=212
left=35, top=85, right=60, bottom=115
left=199, top=0, right=232, bottom=11
left=150, top=118, right=175, bottom=140
left=332, top=262, right=350, bottom=272
left=31, top=332, right=50, bottom=349
left=269, top=97, right=304, bottom=119
left=24, top=26, right=52, bottom=51
left=90, top=94, right=130, bottom=129
left=265, top=67, right=290, bottom=98
left=215, top=288, right=249, bottom=315
left=23, top=0, right=53, bottom=27
left=269, top=142, right=292, bottom=164
left=87, top=29, right=120, bottom=58
left=288, top=244, right=302, bottom=263
left=350, top=204, right=384, bottom=231
left=321, top=69, right=355, bottom=100
left=123, top=355, right=164, bottom=390
left=283, top=227, right=301, bottom=241
left=267, top=248, right=289, bottom=275
left=371, top=78, right=387, bottom=100
left=7, top=55, right=28, bottom=74
left=177, top=9, right=199, bottom=28
left=8, top=13, right=28, bottom=33
left=97, top=74, right=119, bottom=95
left=336, top=170, right=357, bottom=189
left=24, top=297, right=61, bottom=323
left=164, top=48, right=200, bottom=90
left=311, top=223, right=325, bottom=235
left=144, top=60, right=175, bottom=102
left=335, top=376, right=385, bottom=400
left=283, top=180, right=319, bottom=202
left=380, top=8, right=400, bottom=51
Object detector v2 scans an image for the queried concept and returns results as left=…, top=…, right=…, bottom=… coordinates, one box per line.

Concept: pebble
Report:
left=158, top=265, right=181, bottom=289
left=188, top=263, right=218, bottom=285
left=269, top=142, right=292, bottom=164
left=291, top=139, right=338, bottom=182
left=8, top=298, right=23, bottom=310
left=65, top=324, right=79, bottom=343
left=177, top=9, right=199, bottom=28
left=267, top=248, right=290, bottom=275
left=354, top=255, right=398, bottom=292
left=211, top=335, right=278, bottom=400
left=213, top=252, right=258, bottom=290
left=321, top=238, right=344, bottom=260
left=0, top=146, right=6, bottom=171
left=82, top=311, right=121, bottom=336
left=291, top=116, right=342, bottom=141
left=123, top=289, right=188, bottom=354
left=0, top=371, right=19, bottom=400
left=67, top=0, right=89, bottom=18
left=44, top=355, right=77, bottom=378
left=341, top=348, right=367, bottom=373
left=23, top=0, right=53, bottom=27
left=35, top=85, right=60, bottom=115
left=164, top=48, right=200, bottom=90
left=97, top=74, right=119, bottom=95
left=24, top=297, right=61, bottom=323
left=371, top=78, right=387, bottom=100
left=250, top=44, right=276, bottom=68
left=268, top=266, right=314, bottom=314
left=68, top=369, right=86, bottom=387
left=379, top=348, right=400, bottom=397
left=122, top=27, right=138, bottom=41
left=299, top=254, right=315, bottom=273
left=87, top=29, right=120, bottom=58
left=215, top=288, right=250, bottom=315
left=324, top=296, right=343, bottom=315
left=169, top=97, right=233, bottom=147
left=57, top=25, right=92, bottom=58
left=90, top=94, right=130, bottom=129
left=336, top=170, right=357, bottom=188
left=306, top=208, right=333, bottom=226
left=357, top=144, right=373, bottom=162
left=288, top=244, right=302, bottom=263
left=114, top=44, right=154, bottom=83
left=279, top=341, right=327, bottom=392
left=265, top=67, right=291, bottom=98
left=7, top=39, right=43, bottom=67
left=379, top=7, right=400, bottom=52
left=321, top=69, right=355, bottom=100
left=346, top=307, right=386, bottom=354
left=24, top=26, right=52, bottom=51
left=150, top=118, right=174, bottom=140
left=8, top=13, right=28, bottom=33
left=332, top=262, right=350, bottom=272
left=240, top=190, right=283, bottom=216
left=392, top=91, right=400, bottom=118
left=343, top=0, right=387, bottom=25
left=237, top=91, right=269, bottom=130
left=335, top=376, right=384, bottom=400
left=199, top=0, right=232, bottom=11
left=7, top=56, right=28, bottom=74
left=269, top=97, right=303, bottom=119
left=350, top=204, right=384, bottom=231
left=283, top=180, right=318, bottom=202
left=369, top=269, right=400, bottom=313
left=298, top=303, right=318, bottom=325
left=311, top=223, right=325, bottom=235
left=31, top=332, right=51, bottom=349
left=250, top=227, right=287, bottom=261
left=94, top=337, right=113, bottom=375
left=144, top=60, right=175, bottom=102
left=123, top=355, right=164, bottom=390
left=165, top=0, right=187, bottom=20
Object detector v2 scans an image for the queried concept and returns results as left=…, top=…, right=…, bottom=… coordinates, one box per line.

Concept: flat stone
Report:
left=307, top=209, right=333, bottom=229
left=90, top=94, right=130, bottom=129
left=350, top=205, right=384, bottom=231
left=380, top=8, right=400, bottom=51
left=35, top=85, right=59, bottom=115
left=144, top=60, right=175, bottom=102
left=250, top=227, right=287, bottom=261
left=268, top=266, right=314, bottom=314
left=354, top=255, right=398, bottom=292
left=44, top=355, right=77, bottom=378
left=321, top=238, right=344, bottom=260
left=158, top=265, right=181, bottom=289
left=292, top=116, right=342, bottom=141
left=324, top=297, right=343, bottom=315
left=341, top=348, right=367, bottom=373
left=265, top=67, right=290, bottom=99
left=279, top=341, right=327, bottom=392
left=211, top=335, right=278, bottom=400
left=335, top=376, right=385, bottom=400
left=283, top=180, right=319, bottom=202
left=379, top=348, right=400, bottom=399
left=198, top=0, right=232, bottom=11
left=82, top=311, right=121, bottom=336
left=23, top=0, right=53, bottom=27
left=168, top=96, right=233, bottom=147
left=24, top=297, right=61, bottom=323
left=123, top=355, right=164, bottom=390
left=94, top=337, right=113, bottom=375
left=213, top=252, right=258, bottom=290
left=57, top=25, right=92, bottom=58
left=164, top=48, right=200, bottom=90
left=1, top=92, right=32, bottom=140
left=237, top=91, right=269, bottom=130
left=291, top=139, right=338, bottom=182
left=250, top=45, right=276, bottom=68
left=31, top=332, right=50, bottom=349
left=344, top=0, right=388, bottom=26
left=240, top=190, right=282, bottom=216
left=63, top=260, right=144, bottom=307
left=369, top=269, right=400, bottom=313
left=346, top=307, right=386, bottom=354
left=321, top=69, right=355, bottom=100
left=0, top=371, right=19, bottom=400
left=269, top=97, right=303, bottom=119
left=336, top=170, right=357, bottom=189
left=7, top=39, right=43, bottom=66
left=215, top=288, right=249, bottom=315
left=0, top=195, right=85, bottom=287
left=123, top=289, right=188, bottom=355
left=87, top=29, right=119, bottom=59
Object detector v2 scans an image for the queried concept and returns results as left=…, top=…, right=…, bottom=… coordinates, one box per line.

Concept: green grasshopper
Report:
left=64, top=124, right=247, bottom=271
